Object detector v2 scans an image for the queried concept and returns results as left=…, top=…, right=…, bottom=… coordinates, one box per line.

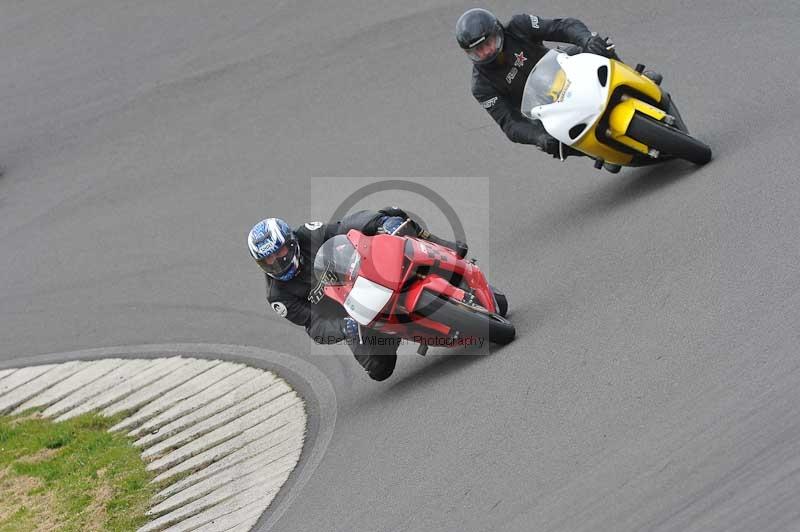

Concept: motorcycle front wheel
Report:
left=415, top=291, right=515, bottom=345
left=627, top=113, right=712, bottom=165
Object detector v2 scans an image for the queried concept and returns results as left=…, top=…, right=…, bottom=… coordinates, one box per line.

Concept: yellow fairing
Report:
left=609, top=60, right=663, bottom=103
left=573, top=60, right=665, bottom=165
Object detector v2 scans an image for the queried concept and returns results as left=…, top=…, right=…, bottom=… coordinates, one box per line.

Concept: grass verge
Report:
left=0, top=411, right=156, bottom=531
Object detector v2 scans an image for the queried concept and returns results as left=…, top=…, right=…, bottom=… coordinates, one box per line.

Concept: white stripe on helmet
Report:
left=468, top=35, right=486, bottom=48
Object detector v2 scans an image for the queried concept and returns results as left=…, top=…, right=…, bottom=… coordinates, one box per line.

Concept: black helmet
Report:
left=455, top=8, right=504, bottom=64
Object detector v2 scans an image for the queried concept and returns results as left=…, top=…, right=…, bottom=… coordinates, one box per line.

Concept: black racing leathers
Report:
left=264, top=210, right=385, bottom=344
left=471, top=14, right=593, bottom=149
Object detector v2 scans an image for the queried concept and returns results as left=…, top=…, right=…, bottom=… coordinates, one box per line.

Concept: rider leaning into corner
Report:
left=456, top=8, right=672, bottom=165
left=248, top=208, right=467, bottom=381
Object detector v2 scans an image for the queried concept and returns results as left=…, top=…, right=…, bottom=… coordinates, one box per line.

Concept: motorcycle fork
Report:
left=607, top=95, right=667, bottom=155
left=661, top=91, right=689, bottom=133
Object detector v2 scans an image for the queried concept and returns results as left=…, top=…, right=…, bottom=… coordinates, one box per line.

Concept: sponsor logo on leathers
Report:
left=481, top=97, right=498, bottom=109
left=506, top=68, right=518, bottom=84
left=271, top=301, right=288, bottom=317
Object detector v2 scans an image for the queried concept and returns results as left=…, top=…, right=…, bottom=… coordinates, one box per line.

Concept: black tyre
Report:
left=415, top=291, right=515, bottom=345
left=627, top=112, right=712, bottom=165
left=490, top=285, right=508, bottom=317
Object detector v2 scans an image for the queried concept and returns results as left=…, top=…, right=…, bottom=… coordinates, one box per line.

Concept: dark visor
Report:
left=257, top=239, right=298, bottom=276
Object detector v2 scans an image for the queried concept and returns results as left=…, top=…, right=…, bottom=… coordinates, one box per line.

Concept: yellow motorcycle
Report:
left=521, top=50, right=711, bottom=172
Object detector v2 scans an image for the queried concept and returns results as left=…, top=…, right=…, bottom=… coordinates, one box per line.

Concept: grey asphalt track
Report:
left=2, top=1, right=799, bottom=531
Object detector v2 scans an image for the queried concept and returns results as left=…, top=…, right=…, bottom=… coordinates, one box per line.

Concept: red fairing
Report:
left=404, top=275, right=466, bottom=315
left=348, top=231, right=407, bottom=291
left=461, top=262, right=496, bottom=312
left=322, top=283, right=350, bottom=306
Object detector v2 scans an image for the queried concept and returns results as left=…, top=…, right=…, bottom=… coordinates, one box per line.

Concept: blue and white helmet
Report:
left=247, top=218, right=300, bottom=281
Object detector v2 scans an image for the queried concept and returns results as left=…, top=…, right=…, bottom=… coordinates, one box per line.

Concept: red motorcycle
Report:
left=312, top=227, right=515, bottom=353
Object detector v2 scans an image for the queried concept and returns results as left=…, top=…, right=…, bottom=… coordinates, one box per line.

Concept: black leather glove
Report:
left=342, top=317, right=359, bottom=341
left=377, top=216, right=406, bottom=235
left=542, top=137, right=583, bottom=160
left=379, top=206, right=409, bottom=219
left=378, top=206, right=421, bottom=235
left=542, top=137, right=561, bottom=156
left=583, top=32, right=616, bottom=58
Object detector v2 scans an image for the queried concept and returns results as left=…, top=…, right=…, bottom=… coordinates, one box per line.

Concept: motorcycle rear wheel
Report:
left=416, top=291, right=515, bottom=345
left=627, top=113, right=712, bottom=165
